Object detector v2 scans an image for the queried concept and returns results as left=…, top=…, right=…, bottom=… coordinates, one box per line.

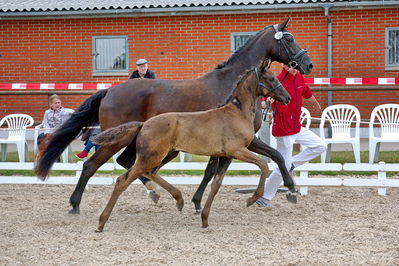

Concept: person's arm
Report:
left=42, top=110, right=51, bottom=134
left=147, top=70, right=156, bottom=79
left=305, top=95, right=322, bottom=112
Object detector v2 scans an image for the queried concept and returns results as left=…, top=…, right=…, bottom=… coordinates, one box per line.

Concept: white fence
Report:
left=1, top=161, right=399, bottom=196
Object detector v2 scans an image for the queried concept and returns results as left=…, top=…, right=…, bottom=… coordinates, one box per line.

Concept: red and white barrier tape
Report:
left=304, top=78, right=399, bottom=85
left=0, top=78, right=398, bottom=90
left=0, top=83, right=117, bottom=90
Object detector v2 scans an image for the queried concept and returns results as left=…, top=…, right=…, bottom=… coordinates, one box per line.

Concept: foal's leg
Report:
left=231, top=148, right=270, bottom=207
left=248, top=137, right=297, bottom=199
left=69, top=145, right=121, bottom=214
left=96, top=167, right=143, bottom=232
left=201, top=157, right=231, bottom=228
left=144, top=172, right=184, bottom=211
left=192, top=156, right=222, bottom=213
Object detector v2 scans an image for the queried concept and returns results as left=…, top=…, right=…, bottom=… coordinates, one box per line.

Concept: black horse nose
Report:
left=308, top=63, right=313, bottom=71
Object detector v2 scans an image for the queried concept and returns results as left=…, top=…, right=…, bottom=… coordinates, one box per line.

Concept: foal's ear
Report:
left=261, top=59, right=271, bottom=71
left=278, top=17, right=291, bottom=31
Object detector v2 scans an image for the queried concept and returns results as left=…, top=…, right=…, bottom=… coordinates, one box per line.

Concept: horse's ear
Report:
left=278, top=17, right=291, bottom=31
left=261, top=58, right=272, bottom=70
left=260, top=59, right=271, bottom=71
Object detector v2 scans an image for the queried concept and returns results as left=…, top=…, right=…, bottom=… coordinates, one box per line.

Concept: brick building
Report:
left=0, top=0, right=398, bottom=123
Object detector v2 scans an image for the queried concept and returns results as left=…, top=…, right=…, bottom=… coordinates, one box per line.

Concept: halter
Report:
left=254, top=67, right=282, bottom=121
left=254, top=67, right=282, bottom=95
left=272, top=24, right=308, bottom=73
left=254, top=67, right=287, bottom=121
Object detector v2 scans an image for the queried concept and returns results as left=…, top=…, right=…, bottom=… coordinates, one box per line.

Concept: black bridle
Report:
left=272, top=24, right=308, bottom=73
left=254, top=67, right=282, bottom=95
left=254, top=67, right=282, bottom=121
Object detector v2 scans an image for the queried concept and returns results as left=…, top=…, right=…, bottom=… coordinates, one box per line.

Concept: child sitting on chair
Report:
left=37, top=94, right=71, bottom=145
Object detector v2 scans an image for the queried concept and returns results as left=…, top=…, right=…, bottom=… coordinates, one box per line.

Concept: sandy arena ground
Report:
left=1, top=178, right=398, bottom=265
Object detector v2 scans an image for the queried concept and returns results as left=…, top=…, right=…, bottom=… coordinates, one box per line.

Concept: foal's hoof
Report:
left=194, top=208, right=202, bottom=215
left=286, top=192, right=297, bottom=204
left=94, top=226, right=103, bottom=233
left=68, top=207, right=80, bottom=215
left=176, top=200, right=184, bottom=211
left=148, top=191, right=160, bottom=204
left=246, top=197, right=256, bottom=207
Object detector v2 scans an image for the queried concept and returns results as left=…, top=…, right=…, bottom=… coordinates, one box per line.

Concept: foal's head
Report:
left=255, top=60, right=290, bottom=105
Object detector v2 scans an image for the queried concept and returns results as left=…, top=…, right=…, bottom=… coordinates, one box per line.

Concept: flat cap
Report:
left=136, top=58, right=148, bottom=65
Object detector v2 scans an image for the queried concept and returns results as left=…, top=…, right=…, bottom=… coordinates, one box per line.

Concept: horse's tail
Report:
left=35, top=89, right=108, bottom=179
left=92, top=121, right=143, bottom=148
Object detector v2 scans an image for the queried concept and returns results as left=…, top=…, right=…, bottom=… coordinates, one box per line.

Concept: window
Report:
left=231, top=32, right=256, bottom=53
left=92, top=36, right=128, bottom=74
left=386, top=28, right=399, bottom=69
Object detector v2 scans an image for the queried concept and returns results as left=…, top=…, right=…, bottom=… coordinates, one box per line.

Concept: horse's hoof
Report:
left=176, top=201, right=184, bottom=211
left=94, top=228, right=103, bottom=233
left=194, top=208, right=202, bottom=215
left=201, top=223, right=209, bottom=228
left=286, top=192, right=297, bottom=204
left=148, top=191, right=160, bottom=204
left=246, top=197, right=256, bottom=207
left=68, top=207, right=80, bottom=215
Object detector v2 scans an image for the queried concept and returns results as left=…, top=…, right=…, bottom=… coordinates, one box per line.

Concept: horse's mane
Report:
left=218, top=67, right=255, bottom=108
left=215, top=25, right=273, bottom=69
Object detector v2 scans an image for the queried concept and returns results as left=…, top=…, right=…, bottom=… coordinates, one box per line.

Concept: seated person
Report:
left=37, top=94, right=71, bottom=145
left=76, top=127, right=101, bottom=159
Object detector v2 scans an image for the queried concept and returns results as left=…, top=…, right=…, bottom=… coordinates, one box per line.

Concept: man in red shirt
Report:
left=257, top=64, right=327, bottom=207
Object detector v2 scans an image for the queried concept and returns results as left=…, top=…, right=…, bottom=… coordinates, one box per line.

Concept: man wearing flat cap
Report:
left=129, top=58, right=156, bottom=79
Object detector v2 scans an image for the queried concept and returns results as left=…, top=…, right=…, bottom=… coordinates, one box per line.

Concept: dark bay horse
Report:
left=93, top=60, right=290, bottom=231
left=35, top=18, right=313, bottom=214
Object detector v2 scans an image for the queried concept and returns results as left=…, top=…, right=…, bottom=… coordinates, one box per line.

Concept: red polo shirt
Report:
left=271, top=69, right=313, bottom=137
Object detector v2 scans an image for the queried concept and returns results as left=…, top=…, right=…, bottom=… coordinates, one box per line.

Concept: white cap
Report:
left=136, top=58, right=148, bottom=65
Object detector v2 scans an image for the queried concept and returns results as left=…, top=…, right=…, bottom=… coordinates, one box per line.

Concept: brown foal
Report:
left=92, top=60, right=290, bottom=232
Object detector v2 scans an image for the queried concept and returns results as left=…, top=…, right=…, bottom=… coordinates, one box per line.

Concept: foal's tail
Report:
left=35, top=89, right=108, bottom=180
left=92, top=121, right=143, bottom=148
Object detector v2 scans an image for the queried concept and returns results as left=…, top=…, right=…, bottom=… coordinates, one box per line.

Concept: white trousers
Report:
left=263, top=127, right=327, bottom=200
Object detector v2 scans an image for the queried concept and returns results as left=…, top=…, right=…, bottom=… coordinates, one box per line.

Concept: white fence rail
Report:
left=1, top=161, right=399, bottom=195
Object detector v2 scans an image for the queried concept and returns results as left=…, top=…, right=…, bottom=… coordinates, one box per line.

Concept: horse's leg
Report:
left=117, top=141, right=149, bottom=185
left=248, top=137, right=297, bottom=202
left=69, top=145, right=121, bottom=214
left=200, top=157, right=231, bottom=228
left=117, top=143, right=179, bottom=204
left=144, top=172, right=184, bottom=211
left=230, top=148, right=269, bottom=207
left=96, top=167, right=143, bottom=232
left=191, top=156, right=220, bottom=213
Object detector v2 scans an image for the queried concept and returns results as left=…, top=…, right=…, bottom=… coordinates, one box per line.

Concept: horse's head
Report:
left=255, top=60, right=290, bottom=105
left=268, top=18, right=313, bottom=75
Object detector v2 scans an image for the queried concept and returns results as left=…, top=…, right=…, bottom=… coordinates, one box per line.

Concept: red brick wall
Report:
left=0, top=7, right=398, bottom=123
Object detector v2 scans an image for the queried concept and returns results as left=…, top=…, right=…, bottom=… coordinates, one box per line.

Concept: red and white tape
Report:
left=304, top=78, right=399, bottom=85
left=0, top=78, right=398, bottom=90
left=0, top=83, right=117, bottom=90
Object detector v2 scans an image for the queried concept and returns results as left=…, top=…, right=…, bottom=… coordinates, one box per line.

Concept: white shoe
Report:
left=256, top=197, right=272, bottom=207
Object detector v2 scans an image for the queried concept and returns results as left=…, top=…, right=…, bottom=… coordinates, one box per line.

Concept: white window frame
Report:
left=92, top=35, right=129, bottom=76
left=230, top=32, right=256, bottom=53
left=385, top=27, right=399, bottom=70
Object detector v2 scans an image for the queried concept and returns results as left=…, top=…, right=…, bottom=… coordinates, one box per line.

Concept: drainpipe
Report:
left=321, top=3, right=334, bottom=138
left=321, top=4, right=333, bottom=106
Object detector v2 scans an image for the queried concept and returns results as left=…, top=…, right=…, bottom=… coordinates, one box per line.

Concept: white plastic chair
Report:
left=33, top=108, right=74, bottom=162
left=299, top=106, right=311, bottom=129
left=369, top=104, right=399, bottom=163
left=319, top=104, right=361, bottom=163
left=0, top=114, right=34, bottom=162
left=270, top=106, right=311, bottom=149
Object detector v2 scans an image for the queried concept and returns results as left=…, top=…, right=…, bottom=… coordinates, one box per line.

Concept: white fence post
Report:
left=378, top=161, right=387, bottom=196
